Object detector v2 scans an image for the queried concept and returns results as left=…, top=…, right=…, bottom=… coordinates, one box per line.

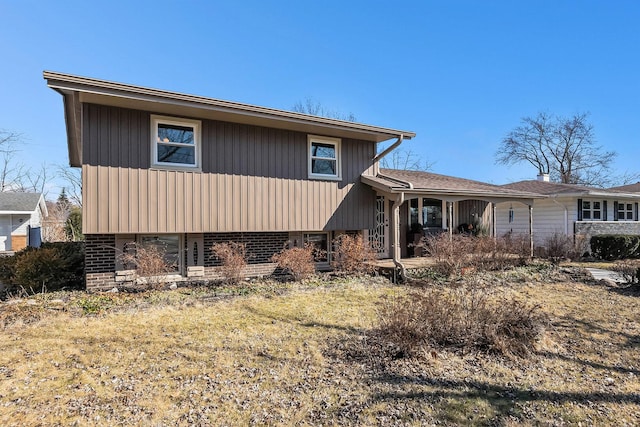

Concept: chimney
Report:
left=537, top=173, right=550, bottom=182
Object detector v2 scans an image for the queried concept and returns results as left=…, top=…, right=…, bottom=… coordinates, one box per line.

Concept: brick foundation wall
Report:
left=85, top=234, right=117, bottom=290
left=204, top=232, right=289, bottom=266
left=83, top=231, right=347, bottom=290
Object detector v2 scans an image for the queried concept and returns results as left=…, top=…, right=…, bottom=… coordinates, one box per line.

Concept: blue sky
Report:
left=1, top=0, right=639, bottom=198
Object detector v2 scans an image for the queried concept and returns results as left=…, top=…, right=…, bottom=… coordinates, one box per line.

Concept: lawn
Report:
left=0, top=269, right=638, bottom=426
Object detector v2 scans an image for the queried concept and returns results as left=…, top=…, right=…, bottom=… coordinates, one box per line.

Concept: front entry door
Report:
left=368, top=196, right=389, bottom=258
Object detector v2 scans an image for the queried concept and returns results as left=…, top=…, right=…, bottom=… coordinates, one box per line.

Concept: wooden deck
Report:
left=370, top=257, right=436, bottom=269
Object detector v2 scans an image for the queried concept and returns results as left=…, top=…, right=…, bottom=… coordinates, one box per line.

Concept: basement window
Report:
left=151, top=115, right=201, bottom=169
left=304, top=233, right=329, bottom=263
left=308, top=135, right=341, bottom=180
left=138, top=235, right=181, bottom=273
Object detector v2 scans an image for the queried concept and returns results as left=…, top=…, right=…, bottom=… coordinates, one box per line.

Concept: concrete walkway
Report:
left=586, top=268, right=625, bottom=284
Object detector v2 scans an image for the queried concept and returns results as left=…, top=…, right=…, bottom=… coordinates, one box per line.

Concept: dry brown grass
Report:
left=0, top=270, right=639, bottom=425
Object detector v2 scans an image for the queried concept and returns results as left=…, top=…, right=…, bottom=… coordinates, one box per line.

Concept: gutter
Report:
left=372, top=134, right=404, bottom=164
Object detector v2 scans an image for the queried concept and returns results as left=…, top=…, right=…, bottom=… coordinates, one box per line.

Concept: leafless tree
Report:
left=292, top=97, right=357, bottom=122
left=0, top=130, right=52, bottom=195
left=56, top=166, right=82, bottom=207
left=496, top=112, right=616, bottom=187
left=380, top=149, right=434, bottom=171
left=16, top=163, right=48, bottom=194
left=41, top=200, right=68, bottom=242
left=0, top=130, right=27, bottom=192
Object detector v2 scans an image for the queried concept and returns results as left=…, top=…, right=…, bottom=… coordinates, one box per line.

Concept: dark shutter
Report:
left=635, top=203, right=639, bottom=221
left=603, top=200, right=608, bottom=221
left=577, top=199, right=583, bottom=221
left=613, top=201, right=618, bottom=221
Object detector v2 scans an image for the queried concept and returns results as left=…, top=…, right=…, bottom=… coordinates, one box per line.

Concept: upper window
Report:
left=151, top=115, right=201, bottom=169
left=617, top=202, right=634, bottom=221
left=308, top=135, right=341, bottom=180
left=582, top=200, right=601, bottom=220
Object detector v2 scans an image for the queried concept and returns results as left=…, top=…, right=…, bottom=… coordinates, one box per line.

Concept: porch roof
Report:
left=363, top=169, right=544, bottom=201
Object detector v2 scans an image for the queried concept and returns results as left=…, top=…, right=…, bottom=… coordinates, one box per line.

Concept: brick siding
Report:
left=204, top=232, right=289, bottom=266
left=85, top=234, right=117, bottom=290
left=85, top=234, right=116, bottom=273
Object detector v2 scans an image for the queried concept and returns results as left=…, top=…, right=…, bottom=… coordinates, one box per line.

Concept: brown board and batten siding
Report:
left=82, top=104, right=377, bottom=234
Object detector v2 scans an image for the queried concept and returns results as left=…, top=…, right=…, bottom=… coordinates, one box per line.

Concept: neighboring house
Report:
left=610, top=182, right=640, bottom=193
left=0, top=192, right=47, bottom=252
left=44, top=71, right=416, bottom=289
left=497, top=174, right=640, bottom=248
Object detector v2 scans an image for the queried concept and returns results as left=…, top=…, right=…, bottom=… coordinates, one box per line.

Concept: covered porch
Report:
left=362, top=169, right=544, bottom=276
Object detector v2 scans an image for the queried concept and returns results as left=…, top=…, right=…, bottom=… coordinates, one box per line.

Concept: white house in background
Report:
left=0, top=193, right=48, bottom=252
left=497, top=174, right=640, bottom=248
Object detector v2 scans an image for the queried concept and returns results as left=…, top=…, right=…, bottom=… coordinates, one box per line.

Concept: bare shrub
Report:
left=611, top=260, right=640, bottom=286
left=211, top=242, right=248, bottom=284
left=543, top=232, right=578, bottom=264
left=376, top=286, right=548, bottom=358
left=331, top=234, right=378, bottom=275
left=118, top=242, right=176, bottom=289
left=271, top=244, right=316, bottom=281
left=422, top=233, right=473, bottom=277
left=502, top=232, right=532, bottom=263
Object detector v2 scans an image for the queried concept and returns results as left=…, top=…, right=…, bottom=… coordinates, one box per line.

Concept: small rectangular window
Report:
left=308, top=135, right=341, bottom=180
left=617, top=201, right=634, bottom=221
left=152, top=115, right=201, bottom=169
left=582, top=200, right=602, bottom=221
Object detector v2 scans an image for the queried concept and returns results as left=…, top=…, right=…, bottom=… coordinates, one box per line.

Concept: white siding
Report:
left=496, top=198, right=573, bottom=246
left=10, top=215, right=32, bottom=235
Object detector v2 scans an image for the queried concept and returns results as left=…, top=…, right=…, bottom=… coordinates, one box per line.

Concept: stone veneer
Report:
left=575, top=221, right=640, bottom=237
left=575, top=221, right=640, bottom=254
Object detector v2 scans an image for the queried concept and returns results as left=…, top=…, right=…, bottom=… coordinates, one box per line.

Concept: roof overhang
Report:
left=44, top=71, right=416, bottom=167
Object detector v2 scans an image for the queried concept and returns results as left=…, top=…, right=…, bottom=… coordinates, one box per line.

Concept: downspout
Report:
left=372, top=134, right=404, bottom=163
left=392, top=192, right=406, bottom=281
left=550, top=196, right=569, bottom=235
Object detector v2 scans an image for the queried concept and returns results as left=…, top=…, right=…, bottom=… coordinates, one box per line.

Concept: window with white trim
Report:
left=308, top=135, right=341, bottom=180
left=151, top=115, right=201, bottom=169
left=582, top=200, right=601, bottom=220
left=617, top=202, right=634, bottom=221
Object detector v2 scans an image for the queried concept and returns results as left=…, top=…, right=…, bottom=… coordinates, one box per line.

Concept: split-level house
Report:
left=45, top=72, right=426, bottom=289
left=497, top=174, right=640, bottom=248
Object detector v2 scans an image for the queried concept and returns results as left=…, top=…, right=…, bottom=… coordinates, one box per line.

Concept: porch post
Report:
left=529, top=204, right=534, bottom=257
left=492, top=202, right=497, bottom=239
left=448, top=202, right=453, bottom=241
